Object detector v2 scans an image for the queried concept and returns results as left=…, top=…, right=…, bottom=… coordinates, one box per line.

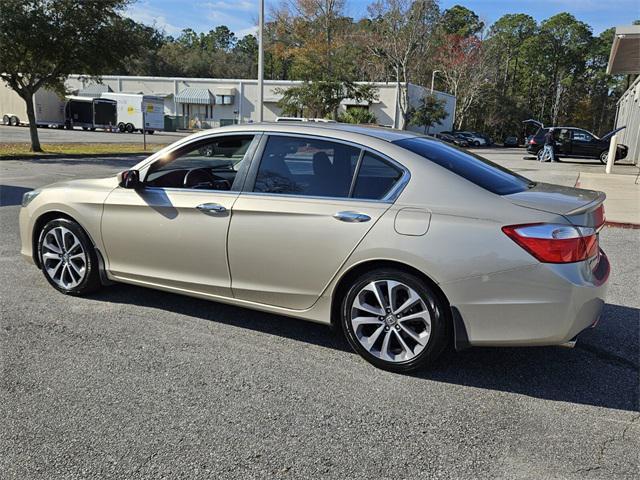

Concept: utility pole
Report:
left=257, top=0, right=264, bottom=122
left=430, top=70, right=441, bottom=94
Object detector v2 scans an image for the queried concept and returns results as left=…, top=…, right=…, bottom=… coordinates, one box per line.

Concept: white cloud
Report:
left=125, top=1, right=183, bottom=35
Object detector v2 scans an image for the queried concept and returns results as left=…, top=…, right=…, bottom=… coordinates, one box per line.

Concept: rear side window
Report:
left=254, top=136, right=360, bottom=198
left=395, top=137, right=531, bottom=195
left=352, top=153, right=403, bottom=200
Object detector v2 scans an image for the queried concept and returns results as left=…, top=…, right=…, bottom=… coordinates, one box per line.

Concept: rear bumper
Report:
left=442, top=251, right=610, bottom=347
left=527, top=145, right=541, bottom=154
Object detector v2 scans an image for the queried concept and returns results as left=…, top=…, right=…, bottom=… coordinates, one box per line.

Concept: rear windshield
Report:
left=394, top=137, right=532, bottom=195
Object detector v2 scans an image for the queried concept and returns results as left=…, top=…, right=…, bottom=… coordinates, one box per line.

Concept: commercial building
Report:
left=608, top=25, right=640, bottom=165
left=63, top=75, right=456, bottom=133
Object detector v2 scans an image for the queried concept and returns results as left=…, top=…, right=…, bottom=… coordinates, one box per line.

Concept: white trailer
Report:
left=100, top=93, right=164, bottom=133
left=0, top=84, right=65, bottom=127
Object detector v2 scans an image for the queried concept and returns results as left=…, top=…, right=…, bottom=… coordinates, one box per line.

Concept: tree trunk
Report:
left=23, top=91, right=43, bottom=152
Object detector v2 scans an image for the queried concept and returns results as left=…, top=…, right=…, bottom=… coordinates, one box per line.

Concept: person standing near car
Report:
left=541, top=128, right=556, bottom=162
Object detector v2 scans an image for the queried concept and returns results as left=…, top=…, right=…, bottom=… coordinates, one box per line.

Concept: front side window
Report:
left=146, top=135, right=255, bottom=190
left=253, top=136, right=361, bottom=198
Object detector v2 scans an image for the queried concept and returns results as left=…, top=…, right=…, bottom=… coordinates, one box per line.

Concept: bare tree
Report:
left=367, top=0, right=439, bottom=129
left=435, top=34, right=488, bottom=129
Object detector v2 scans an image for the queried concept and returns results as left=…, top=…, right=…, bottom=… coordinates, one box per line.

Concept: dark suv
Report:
left=527, top=126, right=627, bottom=164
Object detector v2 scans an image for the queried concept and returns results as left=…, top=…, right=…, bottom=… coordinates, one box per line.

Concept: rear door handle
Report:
left=333, top=211, right=371, bottom=223
left=196, top=203, right=227, bottom=215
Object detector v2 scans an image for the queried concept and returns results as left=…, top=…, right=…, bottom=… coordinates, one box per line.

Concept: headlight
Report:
left=21, top=190, right=40, bottom=207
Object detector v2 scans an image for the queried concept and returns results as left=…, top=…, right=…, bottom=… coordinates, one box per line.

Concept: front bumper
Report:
left=442, top=251, right=610, bottom=346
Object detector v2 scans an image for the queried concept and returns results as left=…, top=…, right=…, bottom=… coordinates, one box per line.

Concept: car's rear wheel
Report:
left=341, top=269, right=449, bottom=372
left=37, top=218, right=102, bottom=295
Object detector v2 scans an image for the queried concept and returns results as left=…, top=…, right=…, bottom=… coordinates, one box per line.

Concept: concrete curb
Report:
left=0, top=152, right=149, bottom=161
left=604, top=221, right=640, bottom=230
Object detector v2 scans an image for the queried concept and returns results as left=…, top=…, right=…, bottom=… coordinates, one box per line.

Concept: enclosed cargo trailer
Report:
left=100, top=93, right=164, bottom=133
left=64, top=96, right=117, bottom=130
left=0, top=84, right=65, bottom=127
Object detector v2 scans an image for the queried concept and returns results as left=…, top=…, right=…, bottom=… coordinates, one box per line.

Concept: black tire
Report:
left=599, top=150, right=617, bottom=165
left=2, top=114, right=11, bottom=125
left=341, top=268, right=449, bottom=372
left=37, top=218, right=102, bottom=295
left=117, top=122, right=125, bottom=132
left=82, top=127, right=88, bottom=131
left=125, top=123, right=134, bottom=133
left=473, top=141, right=480, bottom=147
left=10, top=115, right=20, bottom=126
left=147, top=130, right=155, bottom=135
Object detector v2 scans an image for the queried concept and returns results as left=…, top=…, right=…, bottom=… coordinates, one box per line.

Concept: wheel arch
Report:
left=31, top=211, right=108, bottom=284
left=330, top=259, right=451, bottom=328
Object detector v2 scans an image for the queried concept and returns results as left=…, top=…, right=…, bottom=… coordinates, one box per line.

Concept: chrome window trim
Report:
left=141, top=186, right=240, bottom=196
left=247, top=132, right=411, bottom=204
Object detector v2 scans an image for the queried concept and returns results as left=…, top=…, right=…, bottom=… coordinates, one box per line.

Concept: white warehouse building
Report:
left=64, top=75, right=456, bottom=132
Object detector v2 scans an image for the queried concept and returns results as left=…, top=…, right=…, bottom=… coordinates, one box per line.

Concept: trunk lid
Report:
left=504, top=182, right=606, bottom=227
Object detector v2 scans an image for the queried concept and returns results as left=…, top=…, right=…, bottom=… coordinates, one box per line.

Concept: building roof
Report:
left=175, top=87, right=215, bottom=105
left=77, top=84, right=113, bottom=97
left=607, top=25, right=640, bottom=75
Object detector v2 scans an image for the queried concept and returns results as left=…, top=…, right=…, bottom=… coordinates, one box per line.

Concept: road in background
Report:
left=1, top=156, right=638, bottom=479
left=0, top=125, right=189, bottom=144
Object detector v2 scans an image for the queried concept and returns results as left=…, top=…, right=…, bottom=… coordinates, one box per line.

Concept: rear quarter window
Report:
left=394, top=137, right=532, bottom=195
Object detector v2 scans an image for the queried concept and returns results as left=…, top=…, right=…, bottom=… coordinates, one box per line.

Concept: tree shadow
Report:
left=88, top=283, right=639, bottom=412
left=0, top=185, right=33, bottom=206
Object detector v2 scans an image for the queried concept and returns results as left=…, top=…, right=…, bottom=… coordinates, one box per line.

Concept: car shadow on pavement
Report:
left=0, top=185, right=33, bottom=207
left=91, top=284, right=639, bottom=412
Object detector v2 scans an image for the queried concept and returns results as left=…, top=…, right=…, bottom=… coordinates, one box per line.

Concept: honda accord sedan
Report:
left=19, top=123, right=610, bottom=372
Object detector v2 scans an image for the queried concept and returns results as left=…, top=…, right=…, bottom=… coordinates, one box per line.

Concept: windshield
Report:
left=394, top=137, right=532, bottom=195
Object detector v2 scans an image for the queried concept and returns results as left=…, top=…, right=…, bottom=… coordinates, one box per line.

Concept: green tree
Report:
left=276, top=81, right=378, bottom=118
left=0, top=0, right=143, bottom=152
left=409, top=94, right=447, bottom=133
left=441, top=4, right=484, bottom=37
left=338, top=107, right=377, bottom=124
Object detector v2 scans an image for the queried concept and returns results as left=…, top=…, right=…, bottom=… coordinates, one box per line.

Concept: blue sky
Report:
left=125, top=0, right=639, bottom=38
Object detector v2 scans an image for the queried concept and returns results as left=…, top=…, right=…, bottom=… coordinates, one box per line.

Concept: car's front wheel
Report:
left=37, top=218, right=102, bottom=295
left=341, top=269, right=449, bottom=372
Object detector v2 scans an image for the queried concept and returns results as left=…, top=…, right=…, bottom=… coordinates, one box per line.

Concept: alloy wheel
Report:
left=350, top=280, right=431, bottom=363
left=41, top=226, right=87, bottom=289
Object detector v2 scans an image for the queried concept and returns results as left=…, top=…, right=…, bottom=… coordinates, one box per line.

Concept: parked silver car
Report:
left=19, top=123, right=610, bottom=372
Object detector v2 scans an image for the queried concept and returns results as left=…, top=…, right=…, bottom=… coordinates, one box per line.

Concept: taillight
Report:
left=502, top=223, right=598, bottom=263
left=529, top=138, right=536, bottom=144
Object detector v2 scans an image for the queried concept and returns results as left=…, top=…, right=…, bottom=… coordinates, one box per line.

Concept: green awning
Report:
left=175, top=87, right=215, bottom=105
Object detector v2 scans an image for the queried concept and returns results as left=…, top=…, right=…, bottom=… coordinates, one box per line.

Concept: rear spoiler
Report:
left=565, top=191, right=606, bottom=216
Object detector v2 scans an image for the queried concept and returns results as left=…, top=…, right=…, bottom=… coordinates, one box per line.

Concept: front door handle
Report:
left=196, top=203, right=227, bottom=215
left=333, top=211, right=371, bottom=223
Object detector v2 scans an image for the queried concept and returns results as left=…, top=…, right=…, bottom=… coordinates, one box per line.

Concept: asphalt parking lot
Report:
left=1, top=156, right=638, bottom=479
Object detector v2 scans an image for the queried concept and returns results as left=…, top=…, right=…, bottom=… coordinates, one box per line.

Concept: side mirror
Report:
left=118, top=169, right=142, bottom=189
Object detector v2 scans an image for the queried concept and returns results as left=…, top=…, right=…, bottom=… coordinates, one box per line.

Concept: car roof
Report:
left=186, top=122, right=422, bottom=143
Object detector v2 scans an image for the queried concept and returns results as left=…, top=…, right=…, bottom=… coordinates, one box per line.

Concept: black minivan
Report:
left=526, top=125, right=627, bottom=164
